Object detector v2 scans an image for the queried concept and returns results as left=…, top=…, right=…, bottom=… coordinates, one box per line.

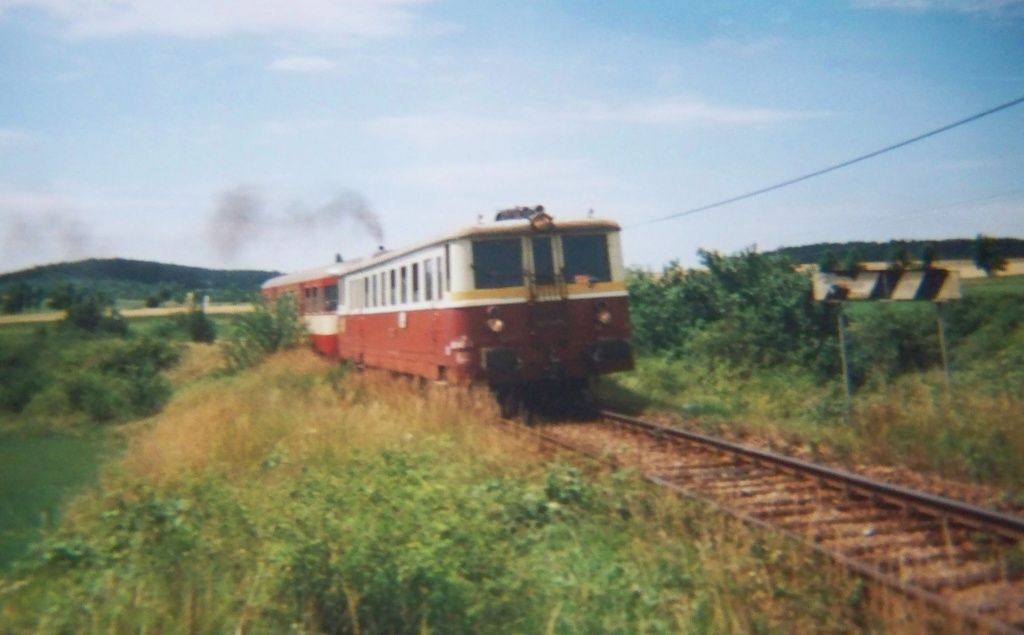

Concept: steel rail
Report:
left=600, top=409, right=1024, bottom=541
left=511, top=410, right=1024, bottom=634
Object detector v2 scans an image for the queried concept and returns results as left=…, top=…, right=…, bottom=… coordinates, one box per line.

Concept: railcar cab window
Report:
left=531, top=236, right=555, bottom=285
left=472, top=238, right=523, bottom=289
left=562, top=233, right=612, bottom=283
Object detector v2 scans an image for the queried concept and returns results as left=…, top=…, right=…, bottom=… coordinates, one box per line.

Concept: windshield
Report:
left=472, top=238, right=523, bottom=289
left=562, top=234, right=611, bottom=283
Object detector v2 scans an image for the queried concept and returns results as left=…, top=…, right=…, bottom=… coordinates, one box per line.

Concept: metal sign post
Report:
left=934, top=301, right=953, bottom=391
left=812, top=268, right=962, bottom=417
left=835, top=302, right=853, bottom=417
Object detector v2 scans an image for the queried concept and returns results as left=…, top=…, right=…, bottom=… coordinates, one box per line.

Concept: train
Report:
left=261, top=206, right=633, bottom=416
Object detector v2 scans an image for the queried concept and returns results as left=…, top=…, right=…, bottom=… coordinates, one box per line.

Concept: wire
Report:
left=630, top=93, right=1024, bottom=228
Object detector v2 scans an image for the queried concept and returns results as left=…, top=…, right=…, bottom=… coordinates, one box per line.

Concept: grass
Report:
left=598, top=353, right=1024, bottom=502
left=0, top=434, right=110, bottom=571
left=0, top=349, right=901, bottom=634
left=962, top=273, right=1024, bottom=297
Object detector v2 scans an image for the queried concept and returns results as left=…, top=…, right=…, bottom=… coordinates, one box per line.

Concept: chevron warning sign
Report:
left=812, top=269, right=961, bottom=302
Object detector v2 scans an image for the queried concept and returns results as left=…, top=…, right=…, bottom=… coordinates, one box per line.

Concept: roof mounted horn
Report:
left=494, top=205, right=554, bottom=230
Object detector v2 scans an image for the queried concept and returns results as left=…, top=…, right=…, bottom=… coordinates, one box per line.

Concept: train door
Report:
left=527, top=235, right=570, bottom=370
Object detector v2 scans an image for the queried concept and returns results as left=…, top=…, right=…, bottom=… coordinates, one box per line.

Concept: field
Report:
left=2, top=348, right=911, bottom=633
left=0, top=270, right=1020, bottom=632
left=0, top=435, right=109, bottom=570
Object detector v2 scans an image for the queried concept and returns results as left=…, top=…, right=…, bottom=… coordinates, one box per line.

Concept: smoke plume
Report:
left=207, top=186, right=265, bottom=258
left=3, top=211, right=94, bottom=261
left=207, top=186, right=384, bottom=258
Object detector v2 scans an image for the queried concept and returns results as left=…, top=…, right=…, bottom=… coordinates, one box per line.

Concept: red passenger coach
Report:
left=261, top=208, right=633, bottom=414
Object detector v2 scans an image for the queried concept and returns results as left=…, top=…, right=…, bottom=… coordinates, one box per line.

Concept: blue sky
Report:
left=1, top=0, right=1022, bottom=273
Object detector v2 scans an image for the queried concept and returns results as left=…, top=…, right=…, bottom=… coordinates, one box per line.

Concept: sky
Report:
left=1, top=0, right=1023, bottom=274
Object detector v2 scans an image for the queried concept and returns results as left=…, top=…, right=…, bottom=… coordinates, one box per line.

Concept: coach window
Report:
left=444, top=245, right=451, bottom=292
left=562, top=234, right=611, bottom=283
left=400, top=267, right=408, bottom=303
left=424, top=259, right=433, bottom=301
left=324, top=284, right=338, bottom=311
left=412, top=262, right=420, bottom=302
left=472, top=238, right=522, bottom=289
left=436, top=256, right=444, bottom=298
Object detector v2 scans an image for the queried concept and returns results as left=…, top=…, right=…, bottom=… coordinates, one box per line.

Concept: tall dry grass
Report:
left=1, top=347, right=945, bottom=633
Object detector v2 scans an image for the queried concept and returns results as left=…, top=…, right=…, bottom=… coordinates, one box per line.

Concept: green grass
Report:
left=962, top=273, right=1024, bottom=297
left=0, top=351, right=873, bottom=634
left=0, top=434, right=110, bottom=571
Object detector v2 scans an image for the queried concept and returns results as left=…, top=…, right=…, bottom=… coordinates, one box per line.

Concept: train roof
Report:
left=262, top=216, right=621, bottom=288
left=261, top=260, right=365, bottom=290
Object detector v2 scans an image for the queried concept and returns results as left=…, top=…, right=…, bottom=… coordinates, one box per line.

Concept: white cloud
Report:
left=574, top=100, right=824, bottom=126
left=268, top=55, right=337, bottom=74
left=367, top=100, right=822, bottom=146
left=0, top=128, right=31, bottom=148
left=261, top=117, right=339, bottom=136
left=707, top=36, right=783, bottom=57
left=0, top=0, right=438, bottom=39
left=366, top=114, right=532, bottom=144
left=852, top=0, right=1024, bottom=13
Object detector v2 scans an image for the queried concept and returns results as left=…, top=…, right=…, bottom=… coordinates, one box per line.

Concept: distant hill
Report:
left=768, top=238, right=1024, bottom=265
left=0, top=258, right=281, bottom=310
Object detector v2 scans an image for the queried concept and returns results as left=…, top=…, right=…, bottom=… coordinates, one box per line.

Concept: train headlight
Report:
left=486, top=306, right=505, bottom=333
left=595, top=302, right=612, bottom=325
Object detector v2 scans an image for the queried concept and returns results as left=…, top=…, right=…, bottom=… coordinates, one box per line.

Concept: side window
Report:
left=472, top=238, right=523, bottom=289
left=444, top=245, right=451, bottom=292
left=390, top=270, right=396, bottom=305
left=363, top=278, right=369, bottom=308
left=424, top=259, right=433, bottom=301
left=436, top=256, right=444, bottom=298
left=401, top=267, right=408, bottom=303
left=562, top=234, right=611, bottom=283
left=324, top=284, right=338, bottom=311
left=412, top=262, right=420, bottom=302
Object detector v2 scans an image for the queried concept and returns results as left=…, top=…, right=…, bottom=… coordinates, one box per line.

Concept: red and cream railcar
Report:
left=262, top=211, right=633, bottom=409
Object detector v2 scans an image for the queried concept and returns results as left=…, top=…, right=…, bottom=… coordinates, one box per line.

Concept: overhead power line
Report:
left=631, top=93, right=1024, bottom=228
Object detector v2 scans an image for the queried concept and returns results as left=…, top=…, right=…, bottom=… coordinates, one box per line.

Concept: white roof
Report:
left=262, top=216, right=621, bottom=289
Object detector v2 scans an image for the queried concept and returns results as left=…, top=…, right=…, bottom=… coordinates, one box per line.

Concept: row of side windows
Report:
left=346, top=254, right=447, bottom=310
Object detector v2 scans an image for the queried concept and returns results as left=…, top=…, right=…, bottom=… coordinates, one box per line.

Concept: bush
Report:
left=846, top=304, right=940, bottom=386
left=178, top=309, right=216, bottom=343
left=62, top=293, right=128, bottom=335
left=628, top=249, right=834, bottom=371
left=223, top=296, right=305, bottom=370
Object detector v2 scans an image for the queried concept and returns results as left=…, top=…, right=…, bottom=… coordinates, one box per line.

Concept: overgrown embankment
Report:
left=1, top=349, right=879, bottom=634
left=616, top=250, right=1024, bottom=497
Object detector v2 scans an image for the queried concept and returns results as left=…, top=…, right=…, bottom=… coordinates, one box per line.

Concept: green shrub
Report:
left=63, top=372, right=130, bottom=423
left=0, top=344, right=45, bottom=413
left=223, top=296, right=305, bottom=370
left=628, top=249, right=834, bottom=372
left=179, top=309, right=217, bottom=343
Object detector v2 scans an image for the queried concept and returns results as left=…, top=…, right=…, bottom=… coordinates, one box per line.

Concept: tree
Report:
left=841, top=248, right=864, bottom=275
left=818, top=249, right=840, bottom=274
left=886, top=240, right=912, bottom=271
left=1, top=282, right=34, bottom=314
left=920, top=243, right=937, bottom=269
left=973, top=234, right=1007, bottom=277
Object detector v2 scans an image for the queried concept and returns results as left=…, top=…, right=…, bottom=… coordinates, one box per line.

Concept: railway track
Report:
left=520, top=409, right=1024, bottom=634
